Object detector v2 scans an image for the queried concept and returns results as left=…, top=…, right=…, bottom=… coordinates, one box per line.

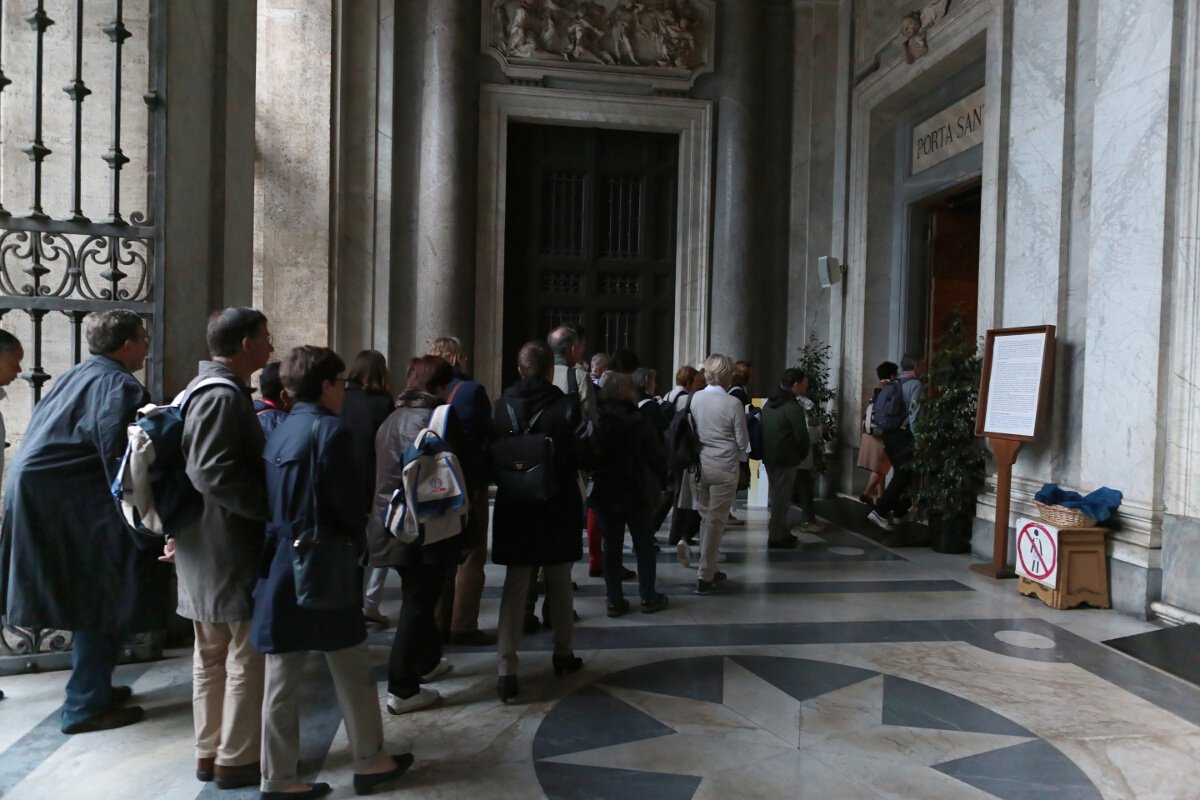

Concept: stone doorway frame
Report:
left=475, top=84, right=713, bottom=394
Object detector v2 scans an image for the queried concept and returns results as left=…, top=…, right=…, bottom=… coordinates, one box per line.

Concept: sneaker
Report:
left=607, top=599, right=632, bottom=618
left=640, top=594, right=670, bottom=613
left=387, top=688, right=440, bottom=715
left=695, top=579, right=725, bottom=595
left=420, top=658, right=452, bottom=683
left=867, top=510, right=894, bottom=532
left=676, top=540, right=692, bottom=567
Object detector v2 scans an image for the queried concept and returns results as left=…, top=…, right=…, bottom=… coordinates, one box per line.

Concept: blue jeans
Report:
left=597, top=508, right=659, bottom=605
left=61, top=630, right=122, bottom=730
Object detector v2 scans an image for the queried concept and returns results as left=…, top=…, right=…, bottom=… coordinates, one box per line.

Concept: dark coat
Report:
left=367, top=392, right=465, bottom=569
left=761, top=386, right=811, bottom=468
left=251, top=403, right=367, bottom=654
left=175, top=361, right=268, bottom=623
left=340, top=382, right=395, bottom=514
left=253, top=399, right=288, bottom=439
left=591, top=400, right=666, bottom=514
left=0, top=355, right=170, bottom=633
left=445, top=372, right=491, bottom=492
left=490, top=377, right=588, bottom=566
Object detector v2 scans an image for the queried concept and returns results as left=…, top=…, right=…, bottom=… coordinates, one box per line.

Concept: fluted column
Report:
left=414, top=0, right=478, bottom=348
left=708, top=1, right=765, bottom=361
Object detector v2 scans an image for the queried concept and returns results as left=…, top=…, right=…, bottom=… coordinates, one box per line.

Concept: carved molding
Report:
left=483, top=0, right=716, bottom=92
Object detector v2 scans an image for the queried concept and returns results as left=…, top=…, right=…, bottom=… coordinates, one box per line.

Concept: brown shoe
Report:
left=214, top=761, right=261, bottom=790
left=61, top=705, right=145, bottom=734
left=196, top=756, right=215, bottom=782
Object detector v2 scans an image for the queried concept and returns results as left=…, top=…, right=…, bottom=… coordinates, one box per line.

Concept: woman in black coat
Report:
left=251, top=346, right=412, bottom=799
left=490, top=340, right=589, bottom=703
left=368, top=355, right=465, bottom=715
left=592, top=372, right=669, bottom=616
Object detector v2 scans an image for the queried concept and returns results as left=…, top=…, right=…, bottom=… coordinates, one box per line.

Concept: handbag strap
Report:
left=306, top=418, right=322, bottom=534
left=447, top=380, right=464, bottom=405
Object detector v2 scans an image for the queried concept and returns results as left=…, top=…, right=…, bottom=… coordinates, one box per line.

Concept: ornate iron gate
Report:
left=0, top=0, right=167, bottom=672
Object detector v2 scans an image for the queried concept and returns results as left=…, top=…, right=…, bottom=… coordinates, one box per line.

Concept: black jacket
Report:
left=341, top=382, right=396, bottom=514
left=489, top=377, right=589, bottom=566
left=592, top=400, right=666, bottom=513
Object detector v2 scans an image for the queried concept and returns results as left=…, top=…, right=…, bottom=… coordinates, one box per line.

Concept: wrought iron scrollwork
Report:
left=0, top=230, right=150, bottom=302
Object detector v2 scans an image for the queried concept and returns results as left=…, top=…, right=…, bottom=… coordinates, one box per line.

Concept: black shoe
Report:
left=523, top=613, right=541, bottom=634
left=552, top=654, right=584, bottom=676
left=354, top=753, right=415, bottom=796
left=695, top=579, right=725, bottom=595
left=449, top=629, right=497, bottom=647
left=497, top=675, right=519, bottom=703
left=109, top=685, right=133, bottom=705
left=196, top=757, right=214, bottom=783
left=0, top=689, right=5, bottom=700
left=768, top=536, right=799, bottom=549
left=214, top=761, right=261, bottom=790
left=713, top=570, right=728, bottom=582
left=61, top=705, right=145, bottom=734
left=588, top=566, right=603, bottom=578
left=620, top=567, right=637, bottom=581
left=640, top=594, right=669, bottom=613
left=261, top=783, right=331, bottom=800
left=607, top=599, right=631, bottom=618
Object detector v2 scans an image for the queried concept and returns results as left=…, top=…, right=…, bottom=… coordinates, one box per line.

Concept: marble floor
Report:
left=1, top=504, right=1198, bottom=800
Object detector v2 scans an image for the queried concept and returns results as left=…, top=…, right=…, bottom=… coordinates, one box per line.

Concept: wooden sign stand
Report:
left=971, top=325, right=1056, bottom=581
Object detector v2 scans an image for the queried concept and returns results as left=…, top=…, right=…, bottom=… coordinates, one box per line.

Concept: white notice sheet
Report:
left=982, top=332, right=1047, bottom=437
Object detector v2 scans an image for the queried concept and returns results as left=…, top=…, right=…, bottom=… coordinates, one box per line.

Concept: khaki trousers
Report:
left=764, top=463, right=799, bottom=542
left=193, top=620, right=265, bottom=766
left=497, top=563, right=574, bottom=675
left=260, top=643, right=389, bottom=792
left=435, top=486, right=491, bottom=634
left=696, top=466, right=739, bottom=582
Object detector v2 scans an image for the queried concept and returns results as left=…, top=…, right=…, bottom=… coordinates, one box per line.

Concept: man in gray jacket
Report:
left=167, top=307, right=273, bottom=788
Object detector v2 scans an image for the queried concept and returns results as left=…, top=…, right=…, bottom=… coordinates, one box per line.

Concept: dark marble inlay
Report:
left=730, top=655, right=879, bottom=703
left=533, top=685, right=676, bottom=761
left=934, top=739, right=1104, bottom=800
left=600, top=655, right=725, bottom=704
left=466, top=579, right=972, bottom=601
left=1104, top=623, right=1200, bottom=689
left=881, top=675, right=1033, bottom=736
left=535, top=762, right=702, bottom=800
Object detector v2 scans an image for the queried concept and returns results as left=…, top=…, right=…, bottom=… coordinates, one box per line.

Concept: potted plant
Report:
left=909, top=314, right=989, bottom=553
left=796, top=334, right=838, bottom=480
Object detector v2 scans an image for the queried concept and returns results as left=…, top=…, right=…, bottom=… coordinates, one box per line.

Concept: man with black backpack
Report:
left=168, top=307, right=274, bottom=789
left=867, top=353, right=926, bottom=532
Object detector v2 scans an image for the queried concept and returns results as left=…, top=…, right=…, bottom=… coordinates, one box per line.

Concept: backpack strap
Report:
left=447, top=380, right=464, bottom=405
left=179, top=376, right=242, bottom=412
left=566, top=365, right=578, bottom=395
left=422, top=404, right=452, bottom=447
left=526, top=407, right=547, bottom=435
left=505, top=403, right=521, bottom=435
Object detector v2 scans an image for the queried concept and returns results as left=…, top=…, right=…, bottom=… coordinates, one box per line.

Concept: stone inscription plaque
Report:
left=911, top=87, right=985, bottom=174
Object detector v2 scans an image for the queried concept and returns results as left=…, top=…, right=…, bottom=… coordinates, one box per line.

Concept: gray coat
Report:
left=173, top=361, right=268, bottom=623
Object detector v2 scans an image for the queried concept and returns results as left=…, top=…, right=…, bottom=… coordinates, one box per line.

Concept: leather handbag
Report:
left=490, top=404, right=557, bottom=503
left=292, top=420, right=362, bottom=610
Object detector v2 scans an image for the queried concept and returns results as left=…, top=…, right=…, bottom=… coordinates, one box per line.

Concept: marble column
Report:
left=708, top=0, right=765, bottom=361
left=414, top=0, right=478, bottom=351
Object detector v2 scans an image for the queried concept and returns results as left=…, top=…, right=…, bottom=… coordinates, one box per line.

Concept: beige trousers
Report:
left=260, top=643, right=389, bottom=792
left=696, top=465, right=739, bottom=582
left=497, top=562, right=574, bottom=675
left=193, top=620, right=265, bottom=766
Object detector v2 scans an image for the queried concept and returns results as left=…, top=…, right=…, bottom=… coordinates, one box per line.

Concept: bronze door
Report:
left=503, top=123, right=678, bottom=385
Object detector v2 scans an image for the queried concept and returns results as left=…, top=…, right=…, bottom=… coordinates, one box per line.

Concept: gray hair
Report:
left=900, top=352, right=919, bottom=371
left=547, top=326, right=580, bottom=358
left=632, top=366, right=656, bottom=392
left=590, top=352, right=609, bottom=372
left=703, top=353, right=734, bottom=385
left=600, top=370, right=638, bottom=404
left=85, top=310, right=144, bottom=355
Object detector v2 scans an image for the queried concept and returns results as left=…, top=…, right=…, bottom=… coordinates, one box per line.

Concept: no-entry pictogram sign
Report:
left=1015, top=517, right=1059, bottom=588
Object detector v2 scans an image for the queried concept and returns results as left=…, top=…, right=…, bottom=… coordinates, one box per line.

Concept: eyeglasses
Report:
left=333, top=377, right=351, bottom=386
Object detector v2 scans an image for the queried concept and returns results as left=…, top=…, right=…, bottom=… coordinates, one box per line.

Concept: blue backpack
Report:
left=112, top=376, right=241, bottom=538
left=871, top=376, right=912, bottom=433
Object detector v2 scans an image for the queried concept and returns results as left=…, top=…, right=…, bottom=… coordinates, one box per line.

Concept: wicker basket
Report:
left=1034, top=500, right=1096, bottom=528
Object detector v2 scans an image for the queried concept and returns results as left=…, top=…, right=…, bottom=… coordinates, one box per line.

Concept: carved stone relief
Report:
left=483, top=0, right=716, bottom=91
left=897, top=0, right=948, bottom=64
left=854, top=0, right=959, bottom=74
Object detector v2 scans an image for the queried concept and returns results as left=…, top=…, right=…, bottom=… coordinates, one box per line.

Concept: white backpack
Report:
left=382, top=405, right=469, bottom=545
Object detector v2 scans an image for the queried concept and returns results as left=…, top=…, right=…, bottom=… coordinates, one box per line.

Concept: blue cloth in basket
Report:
left=1034, top=484, right=1123, bottom=523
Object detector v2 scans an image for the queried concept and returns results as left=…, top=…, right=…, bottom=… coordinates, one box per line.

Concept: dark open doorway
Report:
left=910, top=181, right=981, bottom=360
left=502, top=123, right=679, bottom=383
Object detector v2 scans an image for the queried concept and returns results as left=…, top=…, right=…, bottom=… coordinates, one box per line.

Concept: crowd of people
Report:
left=0, top=309, right=890, bottom=800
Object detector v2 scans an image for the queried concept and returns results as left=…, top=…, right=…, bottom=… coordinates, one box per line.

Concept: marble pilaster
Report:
left=253, top=0, right=332, bottom=354
left=414, top=0, right=478, bottom=352
left=709, top=0, right=765, bottom=361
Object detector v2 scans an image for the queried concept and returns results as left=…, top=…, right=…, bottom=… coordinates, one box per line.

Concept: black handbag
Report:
left=490, top=404, right=557, bottom=503
left=292, top=420, right=362, bottom=610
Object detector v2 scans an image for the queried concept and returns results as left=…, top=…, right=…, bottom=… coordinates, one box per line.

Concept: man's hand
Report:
left=159, top=538, right=176, bottom=564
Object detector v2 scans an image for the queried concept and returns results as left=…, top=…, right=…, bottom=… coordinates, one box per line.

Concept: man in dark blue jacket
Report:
left=0, top=310, right=167, bottom=733
left=427, top=336, right=495, bottom=646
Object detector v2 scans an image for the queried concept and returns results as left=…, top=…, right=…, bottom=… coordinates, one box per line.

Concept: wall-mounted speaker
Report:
left=817, top=256, right=842, bottom=288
